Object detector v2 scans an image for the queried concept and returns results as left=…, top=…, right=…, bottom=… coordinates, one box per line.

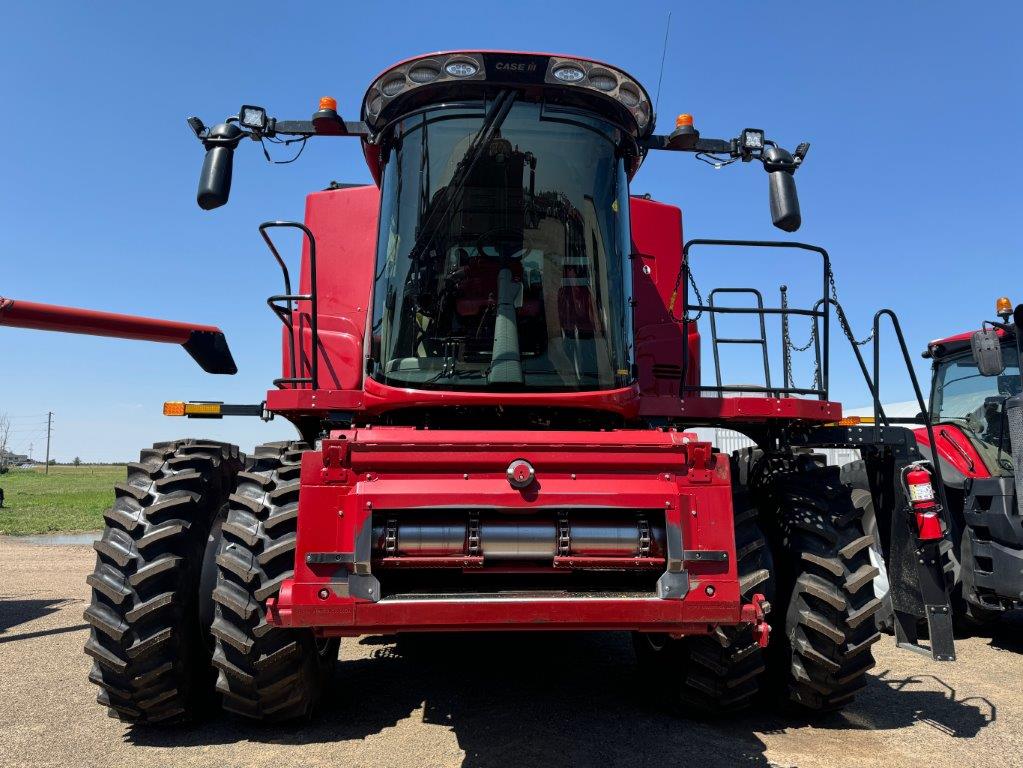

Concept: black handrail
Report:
left=708, top=288, right=772, bottom=395
left=259, top=221, right=319, bottom=390
left=868, top=309, right=951, bottom=552
left=680, top=239, right=831, bottom=400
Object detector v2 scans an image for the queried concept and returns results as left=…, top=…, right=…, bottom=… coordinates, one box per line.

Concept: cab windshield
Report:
left=370, top=97, right=634, bottom=391
left=932, top=344, right=1020, bottom=472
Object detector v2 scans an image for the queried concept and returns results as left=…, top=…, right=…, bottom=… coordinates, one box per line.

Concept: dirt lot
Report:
left=1, top=536, right=1021, bottom=768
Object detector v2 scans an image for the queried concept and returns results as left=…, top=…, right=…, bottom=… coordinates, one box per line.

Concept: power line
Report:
left=45, top=411, right=53, bottom=473
left=2, top=412, right=54, bottom=463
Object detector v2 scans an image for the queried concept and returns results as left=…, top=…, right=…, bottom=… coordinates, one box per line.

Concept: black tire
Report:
left=85, top=439, right=242, bottom=723
left=633, top=461, right=774, bottom=714
left=211, top=441, right=339, bottom=721
left=847, top=483, right=895, bottom=634
left=755, top=454, right=881, bottom=712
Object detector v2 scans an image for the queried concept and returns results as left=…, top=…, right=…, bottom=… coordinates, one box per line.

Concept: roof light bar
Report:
left=362, top=52, right=653, bottom=136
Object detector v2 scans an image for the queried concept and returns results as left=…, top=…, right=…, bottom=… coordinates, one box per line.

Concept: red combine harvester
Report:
left=2, top=50, right=958, bottom=724
left=844, top=297, right=1023, bottom=628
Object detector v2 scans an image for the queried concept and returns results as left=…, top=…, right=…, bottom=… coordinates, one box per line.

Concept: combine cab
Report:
left=2, top=50, right=958, bottom=723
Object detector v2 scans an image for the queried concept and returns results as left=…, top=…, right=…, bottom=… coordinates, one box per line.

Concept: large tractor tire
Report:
left=755, top=454, right=881, bottom=712
left=85, top=439, right=242, bottom=723
left=633, top=460, right=774, bottom=715
left=211, top=441, right=339, bottom=721
left=839, top=459, right=895, bottom=634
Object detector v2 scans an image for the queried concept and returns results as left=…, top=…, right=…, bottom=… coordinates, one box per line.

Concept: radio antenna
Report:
left=654, top=11, right=672, bottom=119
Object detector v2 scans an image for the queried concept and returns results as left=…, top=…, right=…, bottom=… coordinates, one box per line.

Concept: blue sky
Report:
left=2, top=2, right=1020, bottom=462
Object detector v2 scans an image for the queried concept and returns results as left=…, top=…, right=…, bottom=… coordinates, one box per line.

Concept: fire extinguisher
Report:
left=902, top=464, right=945, bottom=541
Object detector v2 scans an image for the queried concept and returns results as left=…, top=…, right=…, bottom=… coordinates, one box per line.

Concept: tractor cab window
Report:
left=932, top=345, right=1020, bottom=472
left=370, top=99, right=634, bottom=391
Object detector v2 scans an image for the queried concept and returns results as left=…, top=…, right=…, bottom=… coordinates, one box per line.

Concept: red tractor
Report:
left=844, top=298, right=1023, bottom=628
left=1, top=50, right=958, bottom=724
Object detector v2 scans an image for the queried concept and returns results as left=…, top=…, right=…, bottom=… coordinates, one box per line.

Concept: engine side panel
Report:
left=280, top=185, right=380, bottom=390
left=630, top=197, right=699, bottom=398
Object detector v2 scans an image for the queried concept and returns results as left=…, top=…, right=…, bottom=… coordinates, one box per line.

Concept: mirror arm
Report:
left=643, top=134, right=734, bottom=154
left=271, top=119, right=371, bottom=138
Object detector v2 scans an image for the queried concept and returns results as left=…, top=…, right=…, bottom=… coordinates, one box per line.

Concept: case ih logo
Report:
left=494, top=61, right=537, bottom=73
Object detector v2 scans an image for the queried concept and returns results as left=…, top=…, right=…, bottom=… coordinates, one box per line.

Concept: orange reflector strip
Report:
left=826, top=416, right=876, bottom=427
left=163, top=401, right=222, bottom=416
left=163, top=401, right=185, bottom=417
left=184, top=402, right=222, bottom=416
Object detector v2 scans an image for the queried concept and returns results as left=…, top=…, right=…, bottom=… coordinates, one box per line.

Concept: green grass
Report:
left=0, top=465, right=124, bottom=535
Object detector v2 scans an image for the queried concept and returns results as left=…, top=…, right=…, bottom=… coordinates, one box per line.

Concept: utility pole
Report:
left=45, top=411, right=53, bottom=474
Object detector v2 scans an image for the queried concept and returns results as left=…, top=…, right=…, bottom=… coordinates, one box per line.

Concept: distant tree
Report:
left=48, top=459, right=56, bottom=466
left=73, top=456, right=82, bottom=466
left=0, top=413, right=10, bottom=475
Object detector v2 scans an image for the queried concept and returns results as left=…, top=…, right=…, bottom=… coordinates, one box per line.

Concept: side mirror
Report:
left=971, top=328, right=1005, bottom=376
left=197, top=123, right=244, bottom=210
left=763, top=146, right=801, bottom=232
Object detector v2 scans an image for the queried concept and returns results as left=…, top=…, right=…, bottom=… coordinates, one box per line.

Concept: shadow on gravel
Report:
left=0, top=597, right=70, bottom=633
left=0, top=622, right=89, bottom=644
left=980, top=610, right=1023, bottom=654
left=124, top=632, right=996, bottom=767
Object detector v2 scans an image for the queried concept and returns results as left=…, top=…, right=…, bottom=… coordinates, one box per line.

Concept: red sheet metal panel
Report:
left=640, top=394, right=842, bottom=423
left=630, top=197, right=700, bottom=399
left=267, top=430, right=743, bottom=633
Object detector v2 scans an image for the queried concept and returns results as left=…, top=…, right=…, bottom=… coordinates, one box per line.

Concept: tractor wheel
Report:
left=633, top=463, right=774, bottom=715
left=848, top=485, right=895, bottom=634
left=839, top=460, right=892, bottom=632
left=84, top=439, right=242, bottom=723
left=211, top=441, right=339, bottom=721
left=755, top=454, right=882, bottom=713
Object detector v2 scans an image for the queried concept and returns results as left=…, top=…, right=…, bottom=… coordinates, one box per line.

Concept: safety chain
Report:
left=668, top=262, right=704, bottom=324
left=781, top=286, right=820, bottom=391
left=782, top=265, right=875, bottom=390
left=829, top=268, right=874, bottom=347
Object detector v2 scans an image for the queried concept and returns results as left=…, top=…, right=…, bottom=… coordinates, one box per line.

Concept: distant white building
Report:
left=1, top=448, right=31, bottom=466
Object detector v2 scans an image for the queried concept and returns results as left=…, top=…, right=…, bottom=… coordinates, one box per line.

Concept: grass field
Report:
left=0, top=465, right=123, bottom=535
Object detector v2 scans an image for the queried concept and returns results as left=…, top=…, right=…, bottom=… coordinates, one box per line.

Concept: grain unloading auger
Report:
left=0, top=297, right=237, bottom=374
left=5, top=51, right=957, bottom=725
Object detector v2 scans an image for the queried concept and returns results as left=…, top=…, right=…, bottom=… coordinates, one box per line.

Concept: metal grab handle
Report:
left=870, top=309, right=948, bottom=513
left=260, top=221, right=319, bottom=390
left=708, top=288, right=772, bottom=395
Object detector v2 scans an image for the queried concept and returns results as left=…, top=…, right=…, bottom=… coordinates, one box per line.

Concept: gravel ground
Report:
left=1, top=536, right=1021, bottom=768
